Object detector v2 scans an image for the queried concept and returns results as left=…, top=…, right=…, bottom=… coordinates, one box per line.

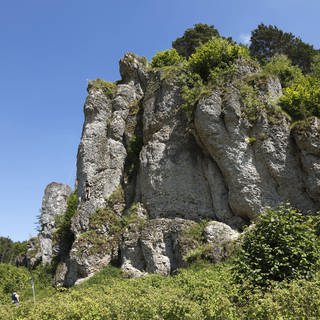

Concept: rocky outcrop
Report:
left=195, top=86, right=318, bottom=219
left=39, top=183, right=71, bottom=264
left=203, top=221, right=240, bottom=262
left=31, top=52, right=320, bottom=285
left=25, top=183, right=71, bottom=268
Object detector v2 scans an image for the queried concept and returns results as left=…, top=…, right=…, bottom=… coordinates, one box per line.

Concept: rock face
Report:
left=34, top=53, right=320, bottom=285
left=195, top=88, right=319, bottom=219
left=25, top=182, right=71, bottom=268
left=39, top=183, right=71, bottom=265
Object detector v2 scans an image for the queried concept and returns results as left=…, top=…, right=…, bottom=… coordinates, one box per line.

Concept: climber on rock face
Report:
left=85, top=180, right=91, bottom=201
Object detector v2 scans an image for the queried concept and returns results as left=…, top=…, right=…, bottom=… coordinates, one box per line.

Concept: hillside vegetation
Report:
left=1, top=23, right=320, bottom=319
left=1, top=206, right=320, bottom=319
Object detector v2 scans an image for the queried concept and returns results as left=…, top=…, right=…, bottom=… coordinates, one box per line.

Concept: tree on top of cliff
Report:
left=172, top=23, right=220, bottom=58
left=249, top=23, right=317, bottom=73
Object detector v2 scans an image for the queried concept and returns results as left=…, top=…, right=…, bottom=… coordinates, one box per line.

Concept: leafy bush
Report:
left=234, top=205, right=320, bottom=288
left=0, top=264, right=29, bottom=298
left=150, top=49, right=184, bottom=68
left=262, top=54, right=303, bottom=88
left=188, top=37, right=249, bottom=81
left=240, top=276, right=320, bottom=319
left=279, top=75, right=320, bottom=120
left=172, top=23, right=220, bottom=58
left=179, top=70, right=204, bottom=121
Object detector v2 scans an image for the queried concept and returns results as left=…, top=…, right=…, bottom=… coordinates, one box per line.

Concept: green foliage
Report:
left=245, top=136, right=257, bottom=144
left=239, top=83, right=266, bottom=122
left=172, top=23, right=220, bottom=58
left=53, top=190, right=78, bottom=252
left=188, top=37, right=249, bottom=81
left=0, top=264, right=29, bottom=299
left=238, top=274, right=320, bottom=319
left=0, top=237, right=27, bottom=264
left=279, top=75, right=320, bottom=120
left=234, top=205, right=320, bottom=288
left=249, top=23, right=317, bottom=72
left=179, top=70, right=204, bottom=121
left=2, top=261, right=320, bottom=319
left=179, top=221, right=211, bottom=263
left=262, top=54, right=303, bottom=88
left=106, top=186, right=124, bottom=207
left=311, top=52, right=320, bottom=78
left=89, top=208, right=123, bottom=236
left=87, top=78, right=117, bottom=98
left=0, top=262, right=238, bottom=320
left=150, top=49, right=184, bottom=68
left=125, top=134, right=143, bottom=180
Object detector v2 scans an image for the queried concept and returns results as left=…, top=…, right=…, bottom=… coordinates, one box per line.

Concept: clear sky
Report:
left=0, top=0, right=319, bottom=241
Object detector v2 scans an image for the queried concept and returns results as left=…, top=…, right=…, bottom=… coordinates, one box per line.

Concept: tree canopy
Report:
left=0, top=237, right=27, bottom=265
left=249, top=23, right=317, bottom=73
left=172, top=23, right=220, bottom=58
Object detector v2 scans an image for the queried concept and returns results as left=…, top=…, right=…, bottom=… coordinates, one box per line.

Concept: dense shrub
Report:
left=188, top=37, right=249, bottom=81
left=150, top=49, right=184, bottom=68
left=240, top=276, right=320, bottom=319
left=0, top=264, right=29, bottom=301
left=1, top=261, right=320, bottom=319
left=279, top=75, right=320, bottom=120
left=262, top=54, right=303, bottom=88
left=234, top=205, right=320, bottom=288
left=172, top=23, right=220, bottom=58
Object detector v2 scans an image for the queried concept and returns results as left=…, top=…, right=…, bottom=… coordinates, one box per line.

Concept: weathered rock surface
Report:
left=39, top=182, right=71, bottom=264
left=204, top=221, right=240, bottom=262
left=195, top=83, right=318, bottom=219
left=31, top=53, right=320, bottom=285
left=122, top=218, right=193, bottom=276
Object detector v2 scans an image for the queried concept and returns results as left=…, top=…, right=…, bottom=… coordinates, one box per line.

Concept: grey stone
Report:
left=39, top=182, right=71, bottom=265
left=204, top=221, right=240, bottom=262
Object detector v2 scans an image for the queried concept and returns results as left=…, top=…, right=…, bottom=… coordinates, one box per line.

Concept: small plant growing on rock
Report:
left=87, top=78, right=117, bottom=98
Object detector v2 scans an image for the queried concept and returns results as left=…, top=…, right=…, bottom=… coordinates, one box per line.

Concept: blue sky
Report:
left=1, top=0, right=319, bottom=241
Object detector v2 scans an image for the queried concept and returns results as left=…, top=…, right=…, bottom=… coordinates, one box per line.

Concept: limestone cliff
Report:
left=33, top=52, right=320, bottom=286
left=25, top=182, right=71, bottom=268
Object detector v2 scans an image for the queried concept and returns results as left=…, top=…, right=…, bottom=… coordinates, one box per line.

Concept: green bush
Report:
left=0, top=264, right=29, bottom=303
left=239, top=275, right=320, bottom=319
left=262, top=54, right=303, bottom=88
left=151, top=48, right=184, bottom=68
left=188, top=37, right=249, bottom=81
left=279, top=75, right=320, bottom=120
left=179, top=70, right=204, bottom=121
left=233, top=205, right=320, bottom=288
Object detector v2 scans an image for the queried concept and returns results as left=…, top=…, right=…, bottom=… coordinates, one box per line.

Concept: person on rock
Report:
left=85, top=180, right=91, bottom=201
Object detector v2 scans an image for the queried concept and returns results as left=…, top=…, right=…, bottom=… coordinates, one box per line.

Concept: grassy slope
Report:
left=1, top=262, right=320, bottom=320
